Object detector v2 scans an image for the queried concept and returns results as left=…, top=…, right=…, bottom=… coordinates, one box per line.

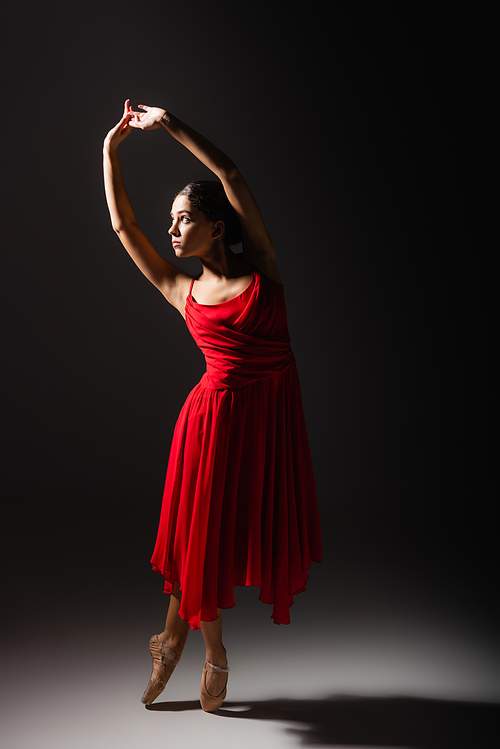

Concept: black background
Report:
left=1, top=0, right=496, bottom=668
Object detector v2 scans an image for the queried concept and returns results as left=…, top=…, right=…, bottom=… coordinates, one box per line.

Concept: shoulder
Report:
left=252, top=263, right=283, bottom=286
left=160, top=271, right=194, bottom=318
left=245, top=249, right=282, bottom=285
left=252, top=266, right=286, bottom=308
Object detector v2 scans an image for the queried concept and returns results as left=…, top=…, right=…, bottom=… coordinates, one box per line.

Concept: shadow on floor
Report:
left=147, top=694, right=500, bottom=748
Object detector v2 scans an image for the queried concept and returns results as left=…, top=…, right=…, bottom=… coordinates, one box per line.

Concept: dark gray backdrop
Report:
left=1, top=0, right=495, bottom=672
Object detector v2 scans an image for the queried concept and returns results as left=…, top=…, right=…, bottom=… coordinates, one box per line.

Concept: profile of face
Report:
left=168, top=195, right=223, bottom=258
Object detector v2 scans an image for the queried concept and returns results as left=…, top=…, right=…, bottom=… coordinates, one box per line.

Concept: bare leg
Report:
left=159, top=582, right=190, bottom=655
left=200, top=608, right=228, bottom=698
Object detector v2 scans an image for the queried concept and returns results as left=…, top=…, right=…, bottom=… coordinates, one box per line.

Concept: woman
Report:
left=103, top=100, right=322, bottom=711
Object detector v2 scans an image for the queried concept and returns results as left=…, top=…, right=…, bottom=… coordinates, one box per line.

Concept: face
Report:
left=168, top=195, right=219, bottom=258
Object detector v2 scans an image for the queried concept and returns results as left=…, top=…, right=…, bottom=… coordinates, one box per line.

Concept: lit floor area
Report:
left=3, top=576, right=500, bottom=748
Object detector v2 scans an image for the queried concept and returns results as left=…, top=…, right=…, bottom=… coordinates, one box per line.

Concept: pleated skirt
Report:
left=151, top=361, right=322, bottom=629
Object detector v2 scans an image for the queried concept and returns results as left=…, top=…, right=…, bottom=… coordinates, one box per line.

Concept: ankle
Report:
left=206, top=646, right=227, bottom=668
left=159, top=631, right=184, bottom=655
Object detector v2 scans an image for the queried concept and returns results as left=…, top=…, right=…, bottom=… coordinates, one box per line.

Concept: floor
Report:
left=3, top=579, right=500, bottom=748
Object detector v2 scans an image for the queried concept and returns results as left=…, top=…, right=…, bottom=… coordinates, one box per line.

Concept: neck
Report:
left=198, top=246, right=246, bottom=280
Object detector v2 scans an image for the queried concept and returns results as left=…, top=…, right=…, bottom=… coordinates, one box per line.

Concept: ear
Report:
left=212, top=221, right=225, bottom=239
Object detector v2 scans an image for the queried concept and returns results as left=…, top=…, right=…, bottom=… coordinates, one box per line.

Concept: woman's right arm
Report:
left=103, top=101, right=191, bottom=315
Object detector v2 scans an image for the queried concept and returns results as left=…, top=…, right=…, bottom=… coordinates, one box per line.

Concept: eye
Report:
left=181, top=216, right=190, bottom=223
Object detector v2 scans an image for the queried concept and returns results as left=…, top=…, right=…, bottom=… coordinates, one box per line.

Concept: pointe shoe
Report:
left=141, top=634, right=181, bottom=705
left=200, top=660, right=229, bottom=712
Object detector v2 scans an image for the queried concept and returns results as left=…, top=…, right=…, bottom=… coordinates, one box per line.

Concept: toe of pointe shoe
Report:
left=200, top=661, right=229, bottom=712
left=141, top=678, right=165, bottom=705
left=141, top=634, right=181, bottom=705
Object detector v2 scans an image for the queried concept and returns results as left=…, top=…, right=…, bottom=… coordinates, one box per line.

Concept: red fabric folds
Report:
left=151, top=270, right=322, bottom=629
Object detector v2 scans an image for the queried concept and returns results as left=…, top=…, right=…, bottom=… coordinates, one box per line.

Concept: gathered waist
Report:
left=199, top=352, right=296, bottom=391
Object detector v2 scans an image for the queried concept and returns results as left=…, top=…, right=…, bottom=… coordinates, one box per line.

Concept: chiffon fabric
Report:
left=151, top=269, right=322, bottom=629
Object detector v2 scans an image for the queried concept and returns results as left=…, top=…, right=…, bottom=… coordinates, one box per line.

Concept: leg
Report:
left=141, top=582, right=190, bottom=705
left=200, top=609, right=229, bottom=709
left=159, top=582, right=190, bottom=655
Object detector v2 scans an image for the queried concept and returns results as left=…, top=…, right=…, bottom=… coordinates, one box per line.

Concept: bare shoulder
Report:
left=243, top=238, right=282, bottom=284
left=159, top=271, right=193, bottom=318
left=256, top=260, right=282, bottom=285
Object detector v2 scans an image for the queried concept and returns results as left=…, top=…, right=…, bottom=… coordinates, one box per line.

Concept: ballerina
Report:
left=103, top=100, right=322, bottom=711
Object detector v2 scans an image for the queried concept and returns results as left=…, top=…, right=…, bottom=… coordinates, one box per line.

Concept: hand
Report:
left=128, top=104, right=166, bottom=131
left=103, top=100, right=134, bottom=151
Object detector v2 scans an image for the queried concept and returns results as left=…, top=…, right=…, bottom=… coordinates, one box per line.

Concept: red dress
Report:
left=151, top=269, right=322, bottom=629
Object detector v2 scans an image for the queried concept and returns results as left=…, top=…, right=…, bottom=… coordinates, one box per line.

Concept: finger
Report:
left=138, top=104, right=149, bottom=110
left=118, top=114, right=132, bottom=131
left=120, top=121, right=132, bottom=135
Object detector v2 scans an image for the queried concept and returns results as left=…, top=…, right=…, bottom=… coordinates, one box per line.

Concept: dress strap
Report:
left=189, top=273, right=204, bottom=301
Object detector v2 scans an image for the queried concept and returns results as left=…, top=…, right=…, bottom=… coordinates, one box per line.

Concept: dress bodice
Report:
left=184, top=270, right=295, bottom=389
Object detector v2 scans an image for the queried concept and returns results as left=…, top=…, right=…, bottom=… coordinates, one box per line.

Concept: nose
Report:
left=168, top=219, right=179, bottom=236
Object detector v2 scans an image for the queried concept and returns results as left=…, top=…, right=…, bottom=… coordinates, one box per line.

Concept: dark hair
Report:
left=175, top=180, right=242, bottom=247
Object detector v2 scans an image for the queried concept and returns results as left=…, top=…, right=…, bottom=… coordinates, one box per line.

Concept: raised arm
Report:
left=129, top=104, right=281, bottom=283
left=103, top=101, right=191, bottom=315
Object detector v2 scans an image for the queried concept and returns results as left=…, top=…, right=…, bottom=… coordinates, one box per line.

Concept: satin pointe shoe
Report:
left=200, top=660, right=229, bottom=712
left=141, top=634, right=181, bottom=705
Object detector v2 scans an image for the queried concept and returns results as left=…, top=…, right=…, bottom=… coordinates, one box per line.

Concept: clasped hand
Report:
left=104, top=100, right=166, bottom=150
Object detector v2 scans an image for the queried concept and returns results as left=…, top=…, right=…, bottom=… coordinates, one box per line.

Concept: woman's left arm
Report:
left=129, top=105, right=281, bottom=283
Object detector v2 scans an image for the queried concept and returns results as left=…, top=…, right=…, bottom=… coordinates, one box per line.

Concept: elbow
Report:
left=221, top=162, right=240, bottom=182
left=111, top=219, right=136, bottom=235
